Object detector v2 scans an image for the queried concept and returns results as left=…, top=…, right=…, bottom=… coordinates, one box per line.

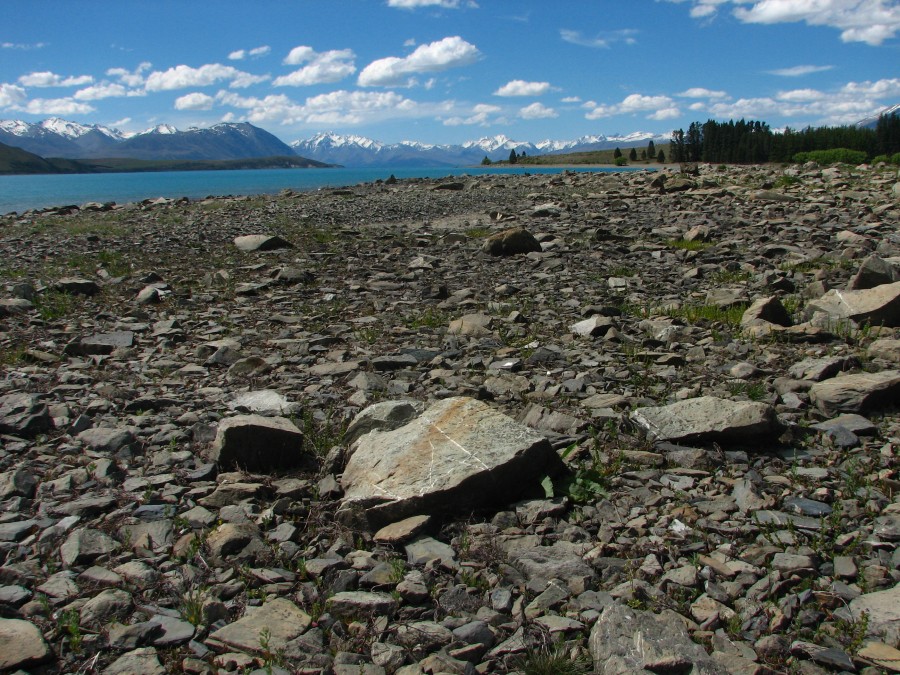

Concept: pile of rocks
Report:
left=0, top=162, right=899, bottom=674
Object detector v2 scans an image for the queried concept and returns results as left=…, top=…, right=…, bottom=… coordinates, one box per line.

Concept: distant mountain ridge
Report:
left=0, top=117, right=669, bottom=167
left=290, top=131, right=668, bottom=167
left=0, top=118, right=297, bottom=161
left=856, top=103, right=900, bottom=129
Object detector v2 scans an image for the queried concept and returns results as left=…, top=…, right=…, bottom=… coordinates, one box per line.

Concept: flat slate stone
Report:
left=851, top=583, right=900, bottom=647
left=0, top=618, right=52, bottom=670
left=806, top=281, right=900, bottom=327
left=207, top=598, right=310, bottom=653
left=207, top=414, right=312, bottom=472
left=809, top=370, right=900, bottom=416
left=341, top=396, right=556, bottom=526
left=233, top=234, right=292, bottom=252
left=630, top=396, right=779, bottom=445
left=589, top=604, right=725, bottom=674
left=0, top=393, right=52, bottom=438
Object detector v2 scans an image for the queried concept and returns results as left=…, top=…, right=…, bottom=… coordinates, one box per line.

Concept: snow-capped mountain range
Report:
left=290, top=130, right=668, bottom=167
left=0, top=118, right=296, bottom=161
left=0, top=117, right=667, bottom=166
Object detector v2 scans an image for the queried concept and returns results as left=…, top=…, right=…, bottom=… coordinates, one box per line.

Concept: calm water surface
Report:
left=0, top=166, right=649, bottom=215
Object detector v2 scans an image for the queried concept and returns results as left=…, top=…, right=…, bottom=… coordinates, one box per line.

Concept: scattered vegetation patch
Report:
left=521, top=646, right=592, bottom=675
left=465, top=226, right=492, bottom=238
left=406, top=306, right=447, bottom=330
left=34, top=289, right=84, bottom=321
left=663, top=302, right=747, bottom=327
left=710, top=269, right=751, bottom=284
left=772, top=174, right=801, bottom=188
left=665, top=238, right=713, bottom=252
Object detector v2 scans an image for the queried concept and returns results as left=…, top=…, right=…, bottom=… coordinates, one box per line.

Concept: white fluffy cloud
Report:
left=358, top=36, right=480, bottom=87
left=0, top=83, right=27, bottom=108
left=667, top=0, right=900, bottom=45
left=695, top=77, right=900, bottom=125
left=1, top=42, right=46, bottom=50
left=18, top=71, right=93, bottom=87
left=216, top=88, right=422, bottom=126
left=145, top=64, right=266, bottom=92
left=519, top=102, right=558, bottom=119
left=73, top=83, right=138, bottom=100
left=494, top=80, right=551, bottom=97
left=274, top=49, right=356, bottom=86
left=387, top=0, right=476, bottom=8
left=585, top=94, right=679, bottom=120
left=175, top=92, right=216, bottom=110
left=442, top=103, right=501, bottom=126
left=560, top=29, right=638, bottom=48
left=228, top=45, right=270, bottom=61
left=20, top=98, right=95, bottom=115
left=677, top=87, right=728, bottom=99
left=107, top=63, right=153, bottom=88
left=767, top=64, right=834, bottom=77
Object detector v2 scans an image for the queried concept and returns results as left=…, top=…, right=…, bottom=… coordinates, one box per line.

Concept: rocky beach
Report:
left=1, top=162, right=900, bottom=674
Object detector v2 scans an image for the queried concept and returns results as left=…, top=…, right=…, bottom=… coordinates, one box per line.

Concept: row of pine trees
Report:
left=669, top=114, right=900, bottom=164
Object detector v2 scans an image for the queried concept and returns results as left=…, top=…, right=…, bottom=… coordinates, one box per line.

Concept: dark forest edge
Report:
left=668, top=114, right=900, bottom=165
left=0, top=142, right=335, bottom=175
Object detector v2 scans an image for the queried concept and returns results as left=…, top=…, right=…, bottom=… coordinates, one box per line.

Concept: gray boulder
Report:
left=207, top=415, right=312, bottom=472
left=809, top=370, right=900, bottom=416
left=233, top=234, right=292, bottom=252
left=0, top=393, right=52, bottom=438
left=806, top=281, right=900, bottom=327
left=341, top=397, right=557, bottom=526
left=848, top=255, right=900, bottom=290
left=631, top=396, right=780, bottom=445
left=481, top=227, right=542, bottom=256
left=0, top=618, right=52, bottom=670
left=589, top=603, right=725, bottom=674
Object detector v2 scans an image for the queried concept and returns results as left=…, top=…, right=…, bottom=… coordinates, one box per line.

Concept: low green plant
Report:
left=259, top=627, right=288, bottom=674
left=296, top=406, right=347, bottom=457
left=522, top=646, right=592, bottom=675
left=58, top=608, right=83, bottom=654
left=665, top=238, right=713, bottom=252
left=465, top=226, right=491, bottom=238
left=388, top=556, right=406, bottom=583
left=180, top=588, right=206, bottom=626
left=407, top=306, right=447, bottom=330
left=664, top=302, right=747, bottom=327
left=34, top=289, right=82, bottom=321
left=728, top=381, right=767, bottom=401
left=553, top=442, right=628, bottom=505
left=773, top=174, right=801, bottom=188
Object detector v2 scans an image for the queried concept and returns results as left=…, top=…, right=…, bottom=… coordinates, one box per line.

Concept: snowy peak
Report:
left=139, top=124, right=178, bottom=136
left=0, top=117, right=296, bottom=161
left=857, top=103, right=900, bottom=129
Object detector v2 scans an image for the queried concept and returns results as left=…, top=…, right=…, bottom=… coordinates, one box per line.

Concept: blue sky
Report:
left=1, top=0, right=898, bottom=144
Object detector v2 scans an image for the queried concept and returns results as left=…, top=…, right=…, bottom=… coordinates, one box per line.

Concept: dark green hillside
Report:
left=0, top=143, right=335, bottom=175
left=0, top=141, right=89, bottom=174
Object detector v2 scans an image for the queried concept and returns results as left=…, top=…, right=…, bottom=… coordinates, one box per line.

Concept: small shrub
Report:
left=793, top=148, right=868, bottom=165
left=522, top=646, right=592, bottom=675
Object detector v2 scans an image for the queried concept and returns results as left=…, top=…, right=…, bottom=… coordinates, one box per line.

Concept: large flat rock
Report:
left=0, top=618, right=52, bottom=670
left=630, top=396, right=779, bottom=445
left=589, top=604, right=725, bottom=674
left=809, top=370, right=900, bottom=416
left=850, top=583, right=900, bottom=647
left=806, top=281, right=900, bottom=327
left=341, top=397, right=556, bottom=526
left=206, top=598, right=310, bottom=653
left=207, top=414, right=312, bottom=471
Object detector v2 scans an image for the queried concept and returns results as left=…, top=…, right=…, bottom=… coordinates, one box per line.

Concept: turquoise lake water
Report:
left=0, top=166, right=650, bottom=215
